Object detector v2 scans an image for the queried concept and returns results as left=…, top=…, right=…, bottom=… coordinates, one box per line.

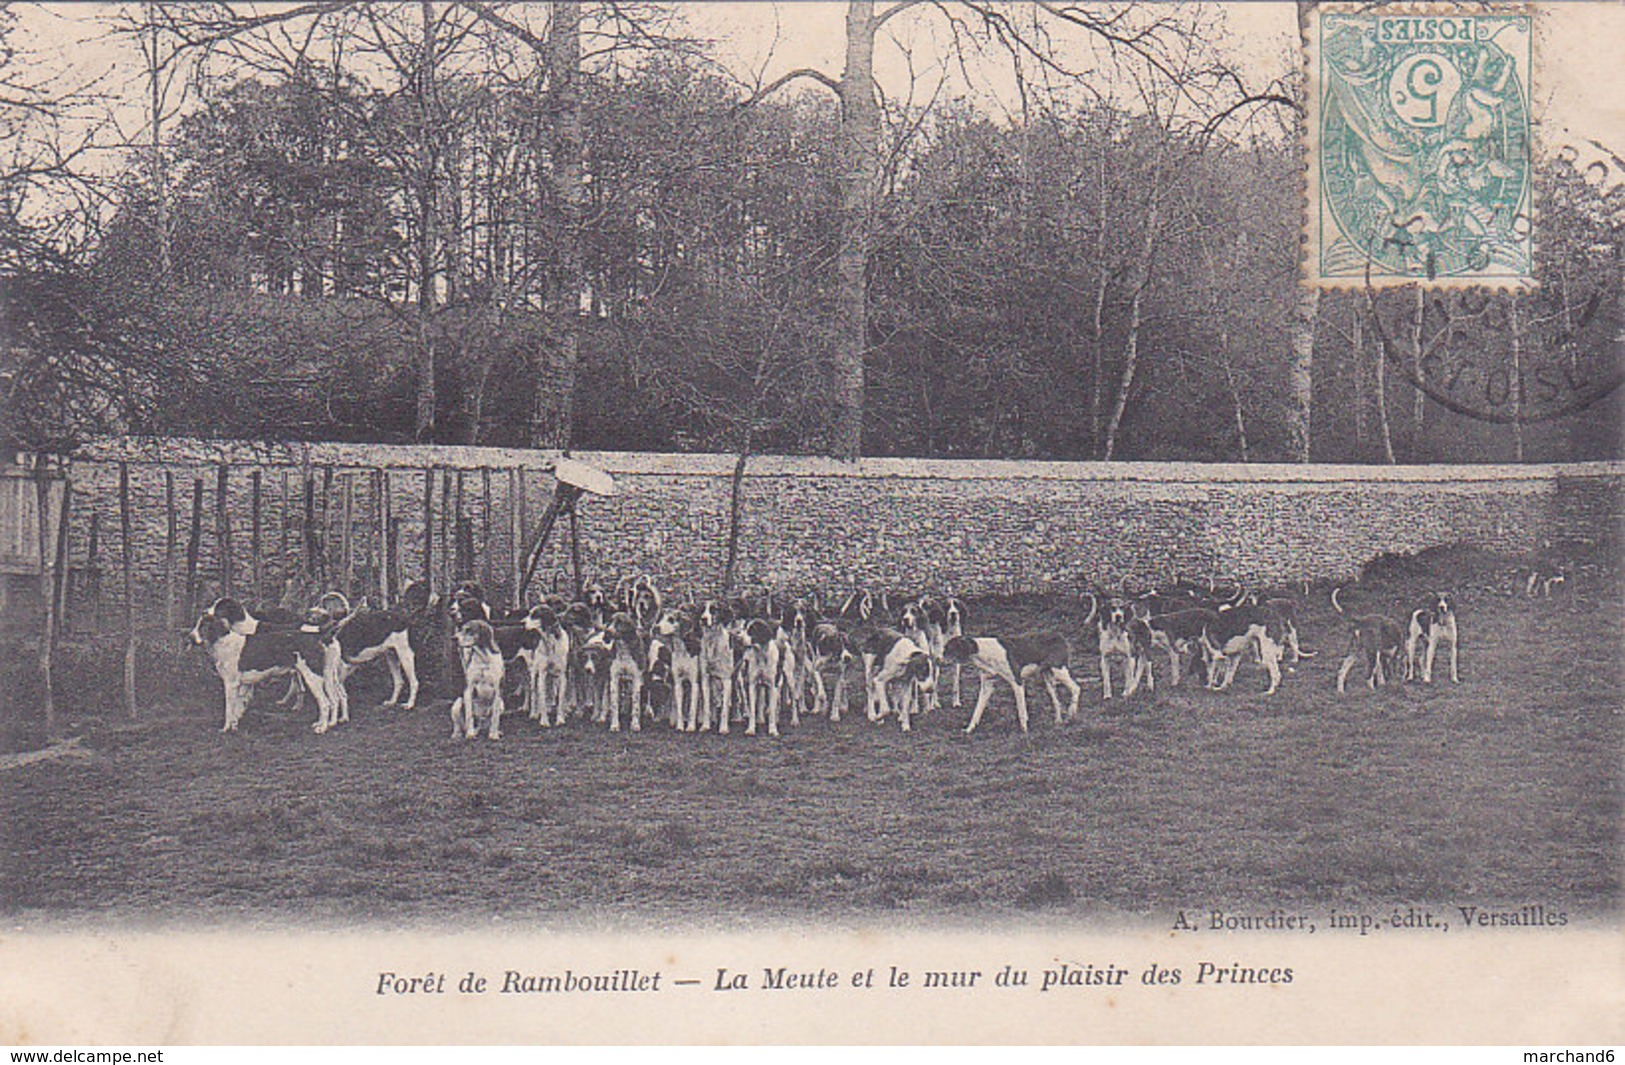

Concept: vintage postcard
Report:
left=0, top=1, right=1620, bottom=1048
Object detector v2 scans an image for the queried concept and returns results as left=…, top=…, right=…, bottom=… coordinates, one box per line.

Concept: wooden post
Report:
left=440, top=468, right=453, bottom=589
left=53, top=473, right=72, bottom=636
left=185, top=477, right=203, bottom=617
left=215, top=464, right=233, bottom=597
left=303, top=466, right=318, bottom=586
left=164, top=470, right=177, bottom=632
left=509, top=468, right=522, bottom=605
left=278, top=468, right=290, bottom=602
left=377, top=469, right=391, bottom=606
left=120, top=462, right=136, bottom=718
left=480, top=467, right=493, bottom=596
left=85, top=509, right=101, bottom=628
left=422, top=468, right=435, bottom=593
left=320, top=466, right=334, bottom=584
left=35, top=462, right=60, bottom=740
left=453, top=469, right=466, bottom=586
left=569, top=501, right=581, bottom=599
left=341, top=471, right=354, bottom=600
left=250, top=468, right=262, bottom=602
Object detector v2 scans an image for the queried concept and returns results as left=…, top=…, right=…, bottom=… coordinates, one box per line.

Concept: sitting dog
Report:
left=942, top=632, right=1081, bottom=734
left=189, top=599, right=341, bottom=733
left=1332, top=588, right=1406, bottom=694
left=1405, top=591, right=1460, bottom=684
left=450, top=619, right=505, bottom=739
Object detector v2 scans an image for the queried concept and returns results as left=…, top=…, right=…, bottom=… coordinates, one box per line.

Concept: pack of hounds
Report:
left=187, top=569, right=1472, bottom=739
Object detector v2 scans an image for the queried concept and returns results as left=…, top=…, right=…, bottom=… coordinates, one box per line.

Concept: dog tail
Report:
left=1331, top=587, right=1346, bottom=615
left=318, top=590, right=353, bottom=620
left=1080, top=591, right=1099, bottom=629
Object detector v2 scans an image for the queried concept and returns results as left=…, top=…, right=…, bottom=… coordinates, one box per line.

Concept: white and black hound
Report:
left=1332, top=588, right=1406, bottom=694
left=1096, top=596, right=1152, bottom=699
left=860, top=627, right=934, bottom=732
left=652, top=607, right=703, bottom=731
left=450, top=618, right=505, bottom=739
left=941, top=632, right=1082, bottom=733
left=696, top=599, right=736, bottom=733
left=1405, top=591, right=1460, bottom=684
left=318, top=581, right=429, bottom=721
left=523, top=603, right=572, bottom=725
left=189, top=599, right=341, bottom=733
left=737, top=616, right=784, bottom=737
left=1200, top=603, right=1285, bottom=695
left=583, top=611, right=645, bottom=732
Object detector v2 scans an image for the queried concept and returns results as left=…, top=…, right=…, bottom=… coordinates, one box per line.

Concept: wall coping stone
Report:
left=71, top=436, right=1625, bottom=485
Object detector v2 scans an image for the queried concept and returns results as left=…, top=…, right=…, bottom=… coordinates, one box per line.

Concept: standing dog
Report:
left=190, top=601, right=341, bottom=733
left=1332, top=588, right=1406, bottom=694
left=1405, top=591, right=1460, bottom=684
left=584, top=612, right=645, bottom=732
left=696, top=599, right=736, bottom=733
left=1096, top=597, right=1151, bottom=699
left=942, top=632, right=1081, bottom=734
left=450, top=619, right=505, bottom=739
left=652, top=607, right=703, bottom=731
left=523, top=603, right=572, bottom=725
left=860, top=627, right=934, bottom=732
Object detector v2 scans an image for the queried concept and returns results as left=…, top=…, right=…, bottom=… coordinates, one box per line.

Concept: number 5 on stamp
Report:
left=1304, top=6, right=1534, bottom=288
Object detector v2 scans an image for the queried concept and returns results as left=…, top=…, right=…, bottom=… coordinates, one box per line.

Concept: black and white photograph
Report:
left=0, top=0, right=1620, bottom=1046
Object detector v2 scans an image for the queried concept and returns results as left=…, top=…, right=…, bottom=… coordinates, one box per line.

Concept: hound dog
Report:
left=652, top=607, right=703, bottom=731
left=942, top=596, right=966, bottom=707
left=1200, top=603, right=1285, bottom=694
left=451, top=588, right=543, bottom=721
left=860, top=627, right=934, bottom=733
left=1405, top=591, right=1460, bottom=684
left=1096, top=596, right=1151, bottom=699
left=696, top=599, right=736, bottom=733
left=1332, top=588, right=1406, bottom=694
left=450, top=619, right=505, bottom=739
left=806, top=621, right=859, bottom=721
left=583, top=611, right=645, bottom=732
left=1223, top=591, right=1315, bottom=669
left=737, top=616, right=784, bottom=737
left=941, top=632, right=1081, bottom=734
left=189, top=601, right=341, bottom=733
left=898, top=599, right=943, bottom=715
left=319, top=581, right=429, bottom=721
left=523, top=603, right=572, bottom=725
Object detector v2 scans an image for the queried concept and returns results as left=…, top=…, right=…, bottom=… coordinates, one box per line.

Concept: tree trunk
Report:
left=1102, top=197, right=1159, bottom=460
left=534, top=0, right=583, bottom=449
left=1509, top=292, right=1525, bottom=462
left=1410, top=284, right=1425, bottom=452
left=1365, top=289, right=1396, bottom=464
left=1289, top=286, right=1318, bottom=462
left=1218, top=328, right=1250, bottom=462
left=831, top=0, right=881, bottom=460
left=414, top=0, right=439, bottom=443
left=1351, top=301, right=1368, bottom=452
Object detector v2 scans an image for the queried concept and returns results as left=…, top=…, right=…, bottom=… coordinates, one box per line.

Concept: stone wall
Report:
left=58, top=436, right=1622, bottom=627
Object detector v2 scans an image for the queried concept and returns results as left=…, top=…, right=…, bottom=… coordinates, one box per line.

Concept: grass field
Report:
left=2, top=569, right=1619, bottom=927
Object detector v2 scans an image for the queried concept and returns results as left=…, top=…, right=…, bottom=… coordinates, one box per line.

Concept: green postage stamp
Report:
left=1305, top=5, right=1534, bottom=288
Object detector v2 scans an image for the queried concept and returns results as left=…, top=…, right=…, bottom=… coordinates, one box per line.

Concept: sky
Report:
left=10, top=2, right=1625, bottom=184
